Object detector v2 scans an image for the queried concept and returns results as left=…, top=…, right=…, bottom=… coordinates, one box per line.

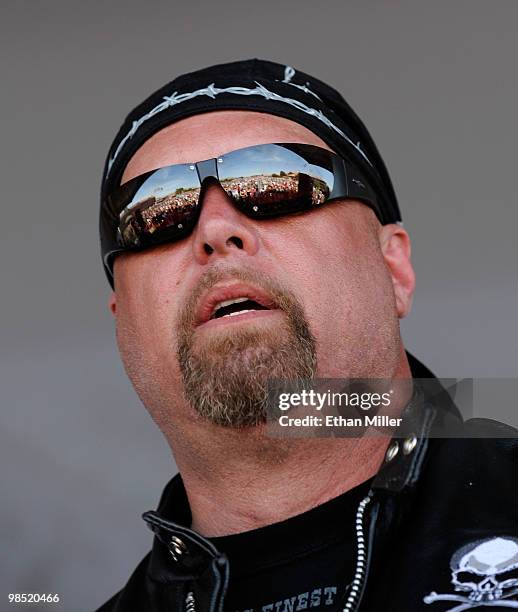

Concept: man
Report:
left=97, top=60, right=517, bottom=612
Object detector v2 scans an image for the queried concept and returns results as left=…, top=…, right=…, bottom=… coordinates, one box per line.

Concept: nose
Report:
left=190, top=181, right=261, bottom=265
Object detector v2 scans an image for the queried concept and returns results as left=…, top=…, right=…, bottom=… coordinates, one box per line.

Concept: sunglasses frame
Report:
left=101, top=142, right=383, bottom=280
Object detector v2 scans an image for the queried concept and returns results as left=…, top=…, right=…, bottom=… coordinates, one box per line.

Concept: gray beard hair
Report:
left=176, top=270, right=317, bottom=428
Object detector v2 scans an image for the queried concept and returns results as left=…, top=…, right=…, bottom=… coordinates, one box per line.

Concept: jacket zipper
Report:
left=185, top=591, right=196, bottom=612
left=341, top=491, right=374, bottom=612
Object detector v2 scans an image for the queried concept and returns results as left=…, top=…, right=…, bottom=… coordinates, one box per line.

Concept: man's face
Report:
left=110, top=111, right=414, bottom=432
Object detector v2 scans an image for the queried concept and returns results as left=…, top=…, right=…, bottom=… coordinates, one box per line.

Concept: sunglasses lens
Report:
left=116, top=164, right=201, bottom=248
left=217, top=144, right=334, bottom=216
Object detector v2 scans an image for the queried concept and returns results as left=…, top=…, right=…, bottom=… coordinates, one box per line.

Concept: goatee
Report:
left=177, top=267, right=317, bottom=428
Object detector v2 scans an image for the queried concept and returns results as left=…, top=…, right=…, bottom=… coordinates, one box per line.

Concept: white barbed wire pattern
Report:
left=107, top=80, right=372, bottom=176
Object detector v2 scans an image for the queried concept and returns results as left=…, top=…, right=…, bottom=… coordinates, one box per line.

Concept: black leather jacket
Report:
left=96, top=355, right=518, bottom=612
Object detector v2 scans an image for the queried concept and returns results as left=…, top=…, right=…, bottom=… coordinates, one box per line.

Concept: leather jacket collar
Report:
left=140, top=353, right=461, bottom=609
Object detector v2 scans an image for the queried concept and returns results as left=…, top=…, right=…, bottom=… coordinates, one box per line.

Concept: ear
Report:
left=379, top=224, right=415, bottom=318
left=108, top=292, right=117, bottom=317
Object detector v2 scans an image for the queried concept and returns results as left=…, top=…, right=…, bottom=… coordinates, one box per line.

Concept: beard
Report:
left=177, top=266, right=317, bottom=428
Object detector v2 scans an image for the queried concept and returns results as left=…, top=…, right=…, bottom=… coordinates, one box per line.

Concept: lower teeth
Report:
left=223, top=309, right=253, bottom=318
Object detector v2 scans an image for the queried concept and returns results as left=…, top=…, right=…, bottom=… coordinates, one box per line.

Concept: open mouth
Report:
left=211, top=297, right=269, bottom=320
left=195, top=282, right=280, bottom=328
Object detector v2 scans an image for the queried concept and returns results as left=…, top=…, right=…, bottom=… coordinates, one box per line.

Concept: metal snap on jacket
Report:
left=168, top=535, right=188, bottom=561
left=403, top=435, right=418, bottom=455
left=385, top=441, right=399, bottom=462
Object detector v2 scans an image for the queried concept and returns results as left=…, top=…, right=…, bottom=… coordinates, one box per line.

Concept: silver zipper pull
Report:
left=342, top=492, right=374, bottom=611
left=185, top=591, right=196, bottom=612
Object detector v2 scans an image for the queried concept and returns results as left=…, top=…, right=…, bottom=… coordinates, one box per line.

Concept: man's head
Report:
left=100, top=59, right=415, bottom=441
left=106, top=108, right=415, bottom=433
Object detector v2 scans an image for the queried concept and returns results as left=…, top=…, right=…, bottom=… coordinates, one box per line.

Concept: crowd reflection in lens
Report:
left=222, top=172, right=328, bottom=208
left=118, top=172, right=329, bottom=247
left=119, top=188, right=199, bottom=246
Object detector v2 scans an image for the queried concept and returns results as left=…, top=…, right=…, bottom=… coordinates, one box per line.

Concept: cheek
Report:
left=261, top=211, right=394, bottom=356
left=114, top=254, right=185, bottom=370
left=261, top=213, right=364, bottom=318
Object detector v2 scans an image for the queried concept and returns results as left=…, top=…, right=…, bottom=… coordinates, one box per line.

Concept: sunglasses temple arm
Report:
left=330, top=157, right=384, bottom=222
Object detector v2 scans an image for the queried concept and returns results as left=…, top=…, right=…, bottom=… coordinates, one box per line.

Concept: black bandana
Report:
left=100, top=58, right=401, bottom=225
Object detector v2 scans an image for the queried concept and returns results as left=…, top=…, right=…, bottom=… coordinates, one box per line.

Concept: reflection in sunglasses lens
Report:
left=218, top=144, right=333, bottom=214
left=119, top=190, right=200, bottom=247
left=116, top=144, right=335, bottom=247
left=222, top=172, right=330, bottom=212
left=118, top=165, right=201, bottom=247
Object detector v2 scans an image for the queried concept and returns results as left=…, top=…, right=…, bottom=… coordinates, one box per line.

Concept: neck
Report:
left=177, top=436, right=387, bottom=536
left=170, top=350, right=412, bottom=537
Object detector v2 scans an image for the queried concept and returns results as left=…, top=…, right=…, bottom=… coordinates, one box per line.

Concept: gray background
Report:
left=1, top=1, right=517, bottom=610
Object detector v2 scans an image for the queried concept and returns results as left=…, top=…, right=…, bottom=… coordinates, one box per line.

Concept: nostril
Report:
left=202, top=236, right=244, bottom=256
left=227, top=236, right=243, bottom=249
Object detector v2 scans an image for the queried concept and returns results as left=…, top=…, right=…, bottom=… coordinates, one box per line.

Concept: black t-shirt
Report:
left=208, top=478, right=373, bottom=612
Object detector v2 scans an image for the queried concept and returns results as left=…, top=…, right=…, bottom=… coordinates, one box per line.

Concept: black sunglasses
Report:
left=100, top=142, right=382, bottom=280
